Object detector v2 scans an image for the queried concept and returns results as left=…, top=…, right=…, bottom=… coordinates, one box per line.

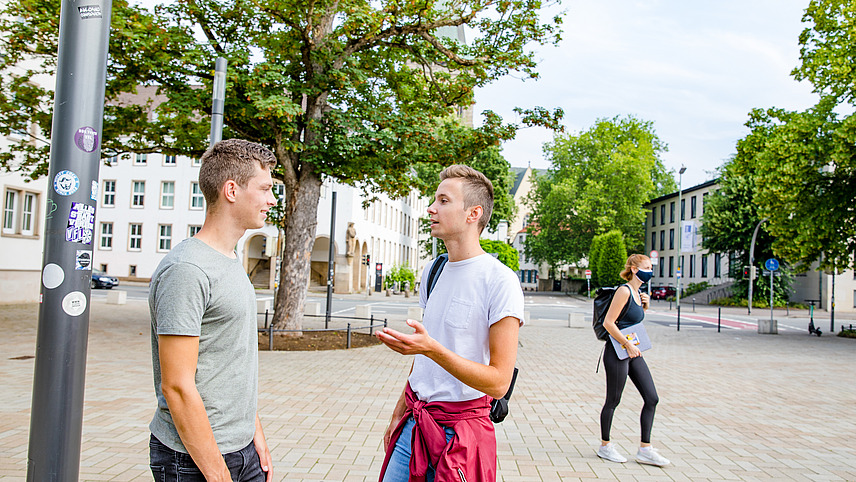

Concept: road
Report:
left=90, top=284, right=853, bottom=334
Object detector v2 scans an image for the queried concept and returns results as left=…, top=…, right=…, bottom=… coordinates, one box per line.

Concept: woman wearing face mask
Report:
left=595, top=254, right=670, bottom=467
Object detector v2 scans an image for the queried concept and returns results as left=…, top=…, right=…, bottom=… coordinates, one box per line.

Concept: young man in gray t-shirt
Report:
left=149, top=139, right=276, bottom=482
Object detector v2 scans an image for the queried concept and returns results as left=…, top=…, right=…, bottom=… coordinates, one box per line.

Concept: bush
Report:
left=683, top=282, right=710, bottom=297
left=591, top=230, right=627, bottom=288
left=838, top=328, right=856, bottom=339
left=384, top=264, right=416, bottom=290
left=480, top=239, right=519, bottom=271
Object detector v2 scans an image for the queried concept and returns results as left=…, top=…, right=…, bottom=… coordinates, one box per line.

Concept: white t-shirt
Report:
left=409, top=253, right=525, bottom=402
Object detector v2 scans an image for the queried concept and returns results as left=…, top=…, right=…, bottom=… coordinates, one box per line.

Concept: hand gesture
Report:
left=375, top=319, right=437, bottom=356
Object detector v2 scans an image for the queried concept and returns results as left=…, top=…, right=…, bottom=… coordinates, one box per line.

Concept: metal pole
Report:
left=831, top=266, right=835, bottom=333
left=27, top=1, right=113, bottom=480
left=209, top=57, right=227, bottom=146
left=747, top=217, right=768, bottom=315
left=717, top=307, right=721, bottom=333
left=325, top=192, right=337, bottom=329
left=770, top=270, right=774, bottom=324
left=677, top=305, right=681, bottom=331
left=676, top=172, right=682, bottom=312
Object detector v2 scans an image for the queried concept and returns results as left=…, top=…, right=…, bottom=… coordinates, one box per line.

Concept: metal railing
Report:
left=257, top=311, right=388, bottom=350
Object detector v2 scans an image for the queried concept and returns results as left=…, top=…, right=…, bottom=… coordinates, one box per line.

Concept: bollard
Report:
left=264, top=309, right=269, bottom=330
left=347, top=323, right=352, bottom=349
left=692, top=298, right=696, bottom=313
left=268, top=325, right=274, bottom=351
left=717, top=307, right=721, bottom=333
left=677, top=305, right=681, bottom=331
left=369, top=314, right=374, bottom=336
left=786, top=302, right=790, bottom=316
left=669, top=299, right=672, bottom=311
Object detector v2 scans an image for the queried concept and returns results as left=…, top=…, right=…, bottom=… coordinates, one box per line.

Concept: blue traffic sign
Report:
left=764, top=258, right=779, bottom=271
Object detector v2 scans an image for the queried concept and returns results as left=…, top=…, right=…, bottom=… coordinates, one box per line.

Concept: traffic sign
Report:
left=585, top=269, right=592, bottom=279
left=649, top=250, right=659, bottom=265
left=676, top=267, right=682, bottom=278
left=764, top=258, right=779, bottom=271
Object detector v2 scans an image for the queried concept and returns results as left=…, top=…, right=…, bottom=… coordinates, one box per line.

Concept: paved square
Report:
left=1, top=296, right=855, bottom=481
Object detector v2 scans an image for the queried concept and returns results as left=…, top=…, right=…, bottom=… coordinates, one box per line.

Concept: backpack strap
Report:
left=425, top=254, right=449, bottom=300
left=614, top=284, right=633, bottom=321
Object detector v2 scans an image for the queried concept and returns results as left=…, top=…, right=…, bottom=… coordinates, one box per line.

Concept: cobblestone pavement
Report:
left=1, top=296, right=855, bottom=481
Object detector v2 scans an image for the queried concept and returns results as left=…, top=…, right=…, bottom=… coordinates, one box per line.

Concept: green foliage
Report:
left=838, top=328, right=856, bottom=339
left=479, top=239, right=519, bottom=272
left=384, top=264, right=416, bottom=290
left=524, top=116, right=675, bottom=269
left=683, top=282, right=710, bottom=297
left=589, top=235, right=605, bottom=287
left=591, top=230, right=627, bottom=288
left=793, top=0, right=856, bottom=105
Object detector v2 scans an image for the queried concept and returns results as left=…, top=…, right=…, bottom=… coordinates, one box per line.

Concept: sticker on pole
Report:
left=75, top=250, right=92, bottom=270
left=62, top=291, right=87, bottom=316
left=764, top=258, right=779, bottom=271
left=66, top=202, right=95, bottom=244
left=54, top=170, right=80, bottom=196
left=90, top=180, right=98, bottom=201
left=74, top=126, right=99, bottom=152
left=77, top=5, right=102, bottom=19
left=42, top=263, right=64, bottom=289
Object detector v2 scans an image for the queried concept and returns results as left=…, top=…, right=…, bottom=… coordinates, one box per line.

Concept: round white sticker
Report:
left=54, top=170, right=80, bottom=196
left=62, top=291, right=87, bottom=317
left=42, top=263, right=65, bottom=289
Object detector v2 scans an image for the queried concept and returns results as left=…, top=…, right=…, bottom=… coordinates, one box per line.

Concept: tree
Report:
left=0, top=0, right=564, bottom=330
left=736, top=101, right=855, bottom=273
left=479, top=239, right=519, bottom=272
left=591, top=230, right=626, bottom=288
left=524, top=116, right=675, bottom=269
left=792, top=0, right=856, bottom=105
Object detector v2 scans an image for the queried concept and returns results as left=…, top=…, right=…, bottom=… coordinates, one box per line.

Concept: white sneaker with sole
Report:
left=635, top=447, right=670, bottom=467
left=596, top=443, right=627, bottom=463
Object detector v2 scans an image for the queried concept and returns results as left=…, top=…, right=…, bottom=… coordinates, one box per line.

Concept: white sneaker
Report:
left=635, top=447, right=670, bottom=467
left=596, top=443, right=627, bottom=463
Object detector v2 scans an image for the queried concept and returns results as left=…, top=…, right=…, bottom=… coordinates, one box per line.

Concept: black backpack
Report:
left=424, top=254, right=518, bottom=423
left=592, top=285, right=630, bottom=341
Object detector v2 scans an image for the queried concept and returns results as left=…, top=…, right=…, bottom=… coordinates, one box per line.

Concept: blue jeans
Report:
left=149, top=434, right=265, bottom=482
left=382, top=417, right=455, bottom=482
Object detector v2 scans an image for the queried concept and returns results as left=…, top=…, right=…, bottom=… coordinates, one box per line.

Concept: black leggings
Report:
left=600, top=343, right=659, bottom=444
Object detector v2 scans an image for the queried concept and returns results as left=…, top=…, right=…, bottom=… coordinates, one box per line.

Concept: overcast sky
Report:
left=475, top=0, right=821, bottom=187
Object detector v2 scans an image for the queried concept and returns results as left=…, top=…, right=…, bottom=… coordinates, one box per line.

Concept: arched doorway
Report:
left=244, top=234, right=271, bottom=288
left=310, top=236, right=336, bottom=289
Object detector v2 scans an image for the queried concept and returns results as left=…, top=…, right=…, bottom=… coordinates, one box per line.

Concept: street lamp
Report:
left=676, top=165, right=686, bottom=313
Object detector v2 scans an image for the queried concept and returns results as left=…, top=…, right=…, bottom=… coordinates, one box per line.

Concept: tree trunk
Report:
left=271, top=165, right=322, bottom=333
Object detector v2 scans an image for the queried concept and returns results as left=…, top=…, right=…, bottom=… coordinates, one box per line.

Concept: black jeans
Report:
left=149, top=434, right=265, bottom=482
left=600, top=343, right=659, bottom=444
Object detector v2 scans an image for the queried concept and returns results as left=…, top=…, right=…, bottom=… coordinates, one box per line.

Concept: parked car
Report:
left=90, top=270, right=119, bottom=289
left=650, top=286, right=676, bottom=300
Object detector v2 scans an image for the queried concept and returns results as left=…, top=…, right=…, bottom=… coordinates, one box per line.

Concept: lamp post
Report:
left=209, top=57, right=227, bottom=146
left=675, top=165, right=686, bottom=312
left=747, top=218, right=768, bottom=314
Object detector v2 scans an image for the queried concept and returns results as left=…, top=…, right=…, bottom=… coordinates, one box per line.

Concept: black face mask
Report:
left=635, top=269, right=654, bottom=283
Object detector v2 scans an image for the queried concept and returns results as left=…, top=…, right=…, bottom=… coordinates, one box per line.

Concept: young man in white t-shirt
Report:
left=376, top=165, right=525, bottom=482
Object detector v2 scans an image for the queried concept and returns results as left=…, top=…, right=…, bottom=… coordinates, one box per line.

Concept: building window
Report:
left=163, top=154, right=176, bottom=166
left=659, top=260, right=664, bottom=278
left=669, top=229, right=675, bottom=250
left=669, top=256, right=674, bottom=277
left=690, top=196, right=697, bottom=218
left=129, top=265, right=137, bottom=277
left=158, top=224, right=172, bottom=251
left=103, top=180, right=116, bottom=206
left=652, top=207, right=656, bottom=226
left=192, top=157, right=201, bottom=166
left=160, top=181, right=175, bottom=209
left=132, top=181, right=145, bottom=207
left=3, top=190, right=18, bottom=234
left=105, top=156, right=118, bottom=166
left=20, top=192, right=35, bottom=236
left=660, top=205, right=665, bottom=226
left=714, top=253, right=722, bottom=278
left=689, top=254, right=695, bottom=278
left=188, top=225, right=202, bottom=238
left=670, top=202, right=675, bottom=223
left=190, top=182, right=204, bottom=210
left=100, top=222, right=113, bottom=249
left=651, top=232, right=656, bottom=251
left=701, top=255, right=708, bottom=278
left=100, top=263, right=107, bottom=272
left=129, top=223, right=142, bottom=250
left=680, top=199, right=686, bottom=221
left=134, top=153, right=148, bottom=165
left=660, top=231, right=665, bottom=253
left=702, top=192, right=708, bottom=215
left=3, top=189, right=39, bottom=236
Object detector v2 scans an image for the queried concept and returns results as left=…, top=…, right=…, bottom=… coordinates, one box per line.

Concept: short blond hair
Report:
left=439, top=164, right=494, bottom=233
left=198, top=139, right=276, bottom=210
left=620, top=254, right=651, bottom=281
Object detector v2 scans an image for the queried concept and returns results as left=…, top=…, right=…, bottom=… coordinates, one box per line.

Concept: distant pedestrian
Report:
left=596, top=254, right=670, bottom=467
left=148, top=139, right=276, bottom=481
left=375, top=165, right=525, bottom=482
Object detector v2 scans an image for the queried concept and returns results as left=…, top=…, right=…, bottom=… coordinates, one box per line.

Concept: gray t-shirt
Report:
left=149, top=237, right=258, bottom=454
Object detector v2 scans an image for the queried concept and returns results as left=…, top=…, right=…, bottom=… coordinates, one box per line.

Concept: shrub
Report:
left=384, top=264, right=416, bottom=290
left=591, top=230, right=627, bottom=288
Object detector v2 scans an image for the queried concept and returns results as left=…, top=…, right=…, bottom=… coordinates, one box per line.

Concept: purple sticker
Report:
left=66, top=202, right=95, bottom=244
left=74, top=126, right=99, bottom=153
